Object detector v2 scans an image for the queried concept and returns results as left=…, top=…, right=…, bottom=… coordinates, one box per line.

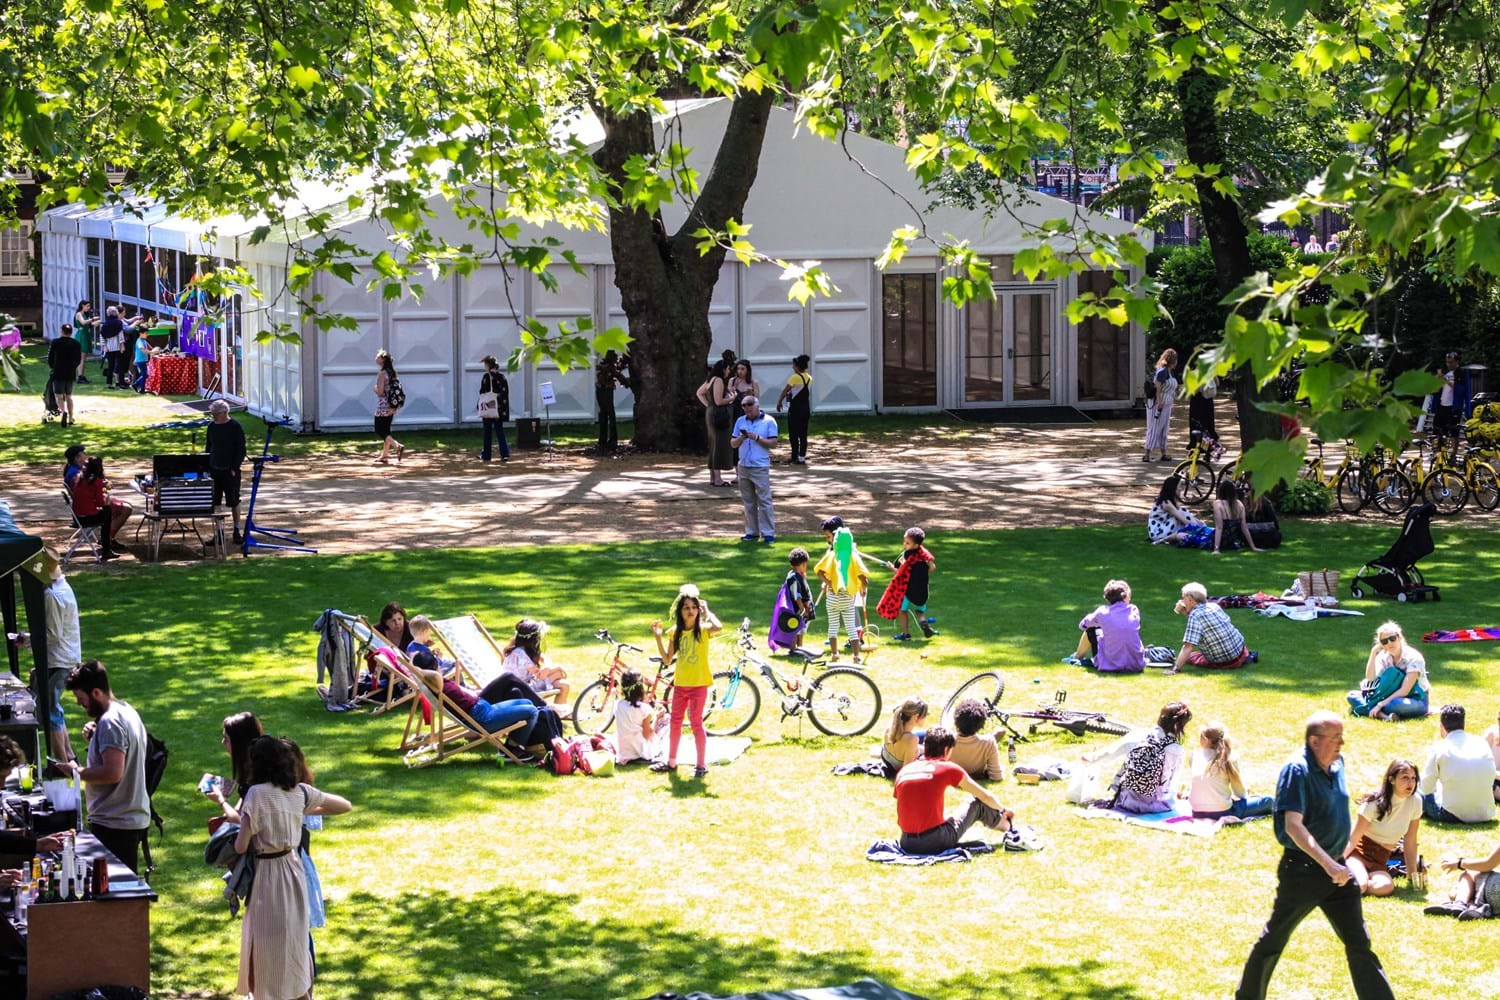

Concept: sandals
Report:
left=650, top=761, right=678, bottom=773
left=396, top=444, right=406, bottom=465
left=693, top=766, right=709, bottom=778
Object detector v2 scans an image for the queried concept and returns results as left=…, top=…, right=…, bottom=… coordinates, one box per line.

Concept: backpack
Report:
left=1119, top=732, right=1172, bottom=797
left=386, top=375, right=407, bottom=410
left=1143, top=375, right=1157, bottom=402
left=549, top=734, right=616, bottom=775
left=142, top=731, right=169, bottom=872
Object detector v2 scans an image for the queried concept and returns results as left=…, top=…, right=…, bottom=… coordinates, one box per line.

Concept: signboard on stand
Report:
left=538, top=381, right=556, bottom=451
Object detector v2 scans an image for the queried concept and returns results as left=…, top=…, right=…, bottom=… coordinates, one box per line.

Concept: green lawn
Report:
left=59, top=522, right=1500, bottom=999
left=3, top=340, right=976, bottom=466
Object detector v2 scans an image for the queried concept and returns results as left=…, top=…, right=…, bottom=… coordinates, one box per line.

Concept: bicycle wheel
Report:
left=704, top=670, right=761, bottom=736
left=1370, top=468, right=1414, bottom=516
left=1333, top=467, right=1369, bottom=514
left=941, top=671, right=1006, bottom=729
left=571, top=678, right=617, bottom=736
left=1422, top=468, right=1468, bottom=514
left=1469, top=463, right=1500, bottom=511
left=1173, top=459, right=1217, bottom=504
left=807, top=667, right=883, bottom=736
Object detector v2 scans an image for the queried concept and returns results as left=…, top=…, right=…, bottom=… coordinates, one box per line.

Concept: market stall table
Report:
left=145, top=354, right=197, bottom=395
left=0, top=832, right=156, bottom=999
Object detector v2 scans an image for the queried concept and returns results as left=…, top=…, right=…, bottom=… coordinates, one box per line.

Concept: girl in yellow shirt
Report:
left=651, top=585, right=722, bottom=776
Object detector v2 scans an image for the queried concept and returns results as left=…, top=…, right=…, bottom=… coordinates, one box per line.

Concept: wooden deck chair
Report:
left=400, top=663, right=530, bottom=769
left=329, top=612, right=425, bottom=718
left=428, top=615, right=509, bottom=688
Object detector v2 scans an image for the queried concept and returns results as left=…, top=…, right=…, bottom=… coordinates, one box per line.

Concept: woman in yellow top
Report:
left=651, top=585, right=722, bottom=776
left=777, top=354, right=813, bottom=464
left=815, top=525, right=869, bottom=663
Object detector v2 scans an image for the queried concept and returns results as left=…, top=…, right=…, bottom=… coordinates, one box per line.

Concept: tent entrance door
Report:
left=880, top=272, right=938, bottom=408
left=964, top=289, right=1055, bottom=405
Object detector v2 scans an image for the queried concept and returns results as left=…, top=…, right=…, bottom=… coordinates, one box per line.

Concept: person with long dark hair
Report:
left=372, top=349, right=405, bottom=465
left=71, top=456, right=130, bottom=559
left=649, top=585, right=722, bottom=776
left=374, top=602, right=412, bottom=650
left=234, top=736, right=350, bottom=1000
left=500, top=618, right=570, bottom=705
left=72, top=300, right=99, bottom=382
left=696, top=358, right=736, bottom=486
left=478, top=354, right=510, bottom=463
left=1147, top=474, right=1204, bottom=545
left=1343, top=759, right=1423, bottom=897
left=777, top=354, right=813, bottom=464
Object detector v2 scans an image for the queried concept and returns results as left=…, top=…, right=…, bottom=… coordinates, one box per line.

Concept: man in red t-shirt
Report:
left=894, top=727, right=1014, bottom=854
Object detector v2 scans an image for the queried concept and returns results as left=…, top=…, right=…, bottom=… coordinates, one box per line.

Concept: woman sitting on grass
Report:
left=1086, top=701, right=1192, bottom=813
left=1147, top=475, right=1205, bottom=545
left=882, top=698, right=929, bottom=775
left=1347, top=621, right=1431, bottom=720
left=1344, top=759, right=1423, bottom=897
left=1064, top=579, right=1175, bottom=673
left=1186, top=722, right=1272, bottom=820
left=1426, top=841, right=1500, bottom=919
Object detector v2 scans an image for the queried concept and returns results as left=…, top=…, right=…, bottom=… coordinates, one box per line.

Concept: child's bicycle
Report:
left=704, top=619, right=883, bottom=737
left=941, top=673, right=1132, bottom=742
left=571, top=628, right=673, bottom=735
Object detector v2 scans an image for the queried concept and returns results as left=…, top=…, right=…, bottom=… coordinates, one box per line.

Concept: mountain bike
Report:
left=703, top=619, right=883, bottom=737
left=941, top=673, right=1131, bottom=741
left=571, top=628, right=673, bottom=735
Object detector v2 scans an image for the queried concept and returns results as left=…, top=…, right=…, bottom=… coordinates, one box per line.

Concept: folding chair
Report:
left=400, top=664, right=529, bottom=768
left=327, top=612, right=423, bottom=717
left=59, top=489, right=102, bottom=566
left=429, top=615, right=509, bottom=688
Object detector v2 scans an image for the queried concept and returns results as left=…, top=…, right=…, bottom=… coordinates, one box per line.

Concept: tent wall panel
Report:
left=807, top=259, right=873, bottom=412
left=243, top=263, right=304, bottom=425
left=389, top=277, right=456, bottom=424
left=457, top=264, right=525, bottom=425
left=524, top=266, right=595, bottom=420
left=315, top=274, right=383, bottom=429
left=41, top=233, right=86, bottom=342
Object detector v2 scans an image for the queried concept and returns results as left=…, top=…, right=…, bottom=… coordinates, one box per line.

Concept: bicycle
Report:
left=1363, top=445, right=1417, bottom=516
left=1417, top=438, right=1469, bottom=514
left=941, top=673, right=1132, bottom=741
left=703, top=619, right=883, bottom=737
left=1463, top=447, right=1500, bottom=511
left=1299, top=438, right=1370, bottom=514
left=1170, top=431, right=1227, bottom=504
left=571, top=628, right=673, bottom=735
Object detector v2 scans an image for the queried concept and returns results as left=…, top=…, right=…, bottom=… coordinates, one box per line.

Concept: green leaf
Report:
left=1391, top=370, right=1443, bottom=397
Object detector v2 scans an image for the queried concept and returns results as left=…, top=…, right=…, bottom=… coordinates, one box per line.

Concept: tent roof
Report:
left=0, top=502, right=46, bottom=583
left=38, top=99, right=1147, bottom=265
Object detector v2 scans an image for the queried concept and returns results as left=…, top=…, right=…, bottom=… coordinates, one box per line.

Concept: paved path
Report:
left=2, top=420, right=1187, bottom=560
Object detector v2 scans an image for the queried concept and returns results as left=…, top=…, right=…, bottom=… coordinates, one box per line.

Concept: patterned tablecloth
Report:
left=145, top=354, right=198, bottom=395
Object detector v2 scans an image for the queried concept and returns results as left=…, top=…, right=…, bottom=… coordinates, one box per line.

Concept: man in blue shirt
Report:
left=730, top=395, right=778, bottom=544
left=1236, top=711, right=1394, bottom=1000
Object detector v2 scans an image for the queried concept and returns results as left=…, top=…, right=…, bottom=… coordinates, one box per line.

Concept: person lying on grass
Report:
left=893, top=727, right=1038, bottom=855
left=409, top=652, right=564, bottom=759
left=1425, top=841, right=1500, bottom=919
left=1343, top=759, right=1423, bottom=898
left=1065, top=579, right=1175, bottom=673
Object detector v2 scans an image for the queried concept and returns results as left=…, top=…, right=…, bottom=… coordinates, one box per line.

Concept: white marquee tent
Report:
left=38, top=98, right=1150, bottom=431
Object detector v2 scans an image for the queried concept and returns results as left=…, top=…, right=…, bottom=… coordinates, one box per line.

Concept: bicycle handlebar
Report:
left=594, top=628, right=643, bottom=653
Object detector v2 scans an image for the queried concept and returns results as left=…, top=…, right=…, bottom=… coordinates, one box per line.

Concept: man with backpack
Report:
left=62, top=661, right=152, bottom=872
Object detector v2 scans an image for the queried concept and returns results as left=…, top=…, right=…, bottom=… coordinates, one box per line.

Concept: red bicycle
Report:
left=571, top=628, right=673, bottom=735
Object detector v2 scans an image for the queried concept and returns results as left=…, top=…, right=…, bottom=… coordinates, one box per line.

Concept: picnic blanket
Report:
left=1080, top=802, right=1270, bottom=838
left=866, top=839, right=997, bottom=865
left=644, top=976, right=932, bottom=1000
left=1256, top=603, right=1364, bottom=621
left=832, top=760, right=894, bottom=778
left=1423, top=627, right=1500, bottom=643
left=659, top=736, right=751, bottom=769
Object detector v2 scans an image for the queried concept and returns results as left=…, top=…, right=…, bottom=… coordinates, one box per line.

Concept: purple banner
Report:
left=179, top=313, right=218, bottom=360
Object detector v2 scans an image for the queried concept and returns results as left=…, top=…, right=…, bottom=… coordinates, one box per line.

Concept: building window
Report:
left=0, top=223, right=35, bottom=286
left=1076, top=270, right=1131, bottom=401
left=882, top=273, right=938, bottom=407
left=105, top=164, right=128, bottom=185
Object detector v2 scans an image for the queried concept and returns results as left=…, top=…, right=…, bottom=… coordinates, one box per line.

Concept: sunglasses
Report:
left=741, top=403, right=755, bottom=409
left=1379, top=635, right=1400, bottom=645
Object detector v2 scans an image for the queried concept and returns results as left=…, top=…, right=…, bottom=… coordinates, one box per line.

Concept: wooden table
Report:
left=0, top=832, right=156, bottom=999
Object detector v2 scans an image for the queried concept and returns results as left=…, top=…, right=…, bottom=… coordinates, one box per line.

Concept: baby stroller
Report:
left=1349, top=502, right=1440, bottom=602
left=41, top=376, right=61, bottom=423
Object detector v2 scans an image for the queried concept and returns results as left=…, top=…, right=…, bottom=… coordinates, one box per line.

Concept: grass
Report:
left=53, top=521, right=1500, bottom=999
left=2, top=340, right=985, bottom=466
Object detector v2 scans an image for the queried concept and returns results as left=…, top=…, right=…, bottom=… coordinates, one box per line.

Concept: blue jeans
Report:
left=1346, top=690, right=1428, bottom=720
left=468, top=698, right=537, bottom=738
left=481, top=418, right=509, bottom=460
left=1422, top=792, right=1466, bottom=824
left=1195, top=795, right=1274, bottom=820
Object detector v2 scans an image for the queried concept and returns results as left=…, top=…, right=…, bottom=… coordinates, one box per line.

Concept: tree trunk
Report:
left=1173, top=56, right=1282, bottom=453
left=594, top=93, right=776, bottom=451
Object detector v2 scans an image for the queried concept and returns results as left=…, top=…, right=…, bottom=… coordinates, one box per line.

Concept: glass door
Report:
left=963, top=289, right=1056, bottom=404
left=882, top=273, right=938, bottom=407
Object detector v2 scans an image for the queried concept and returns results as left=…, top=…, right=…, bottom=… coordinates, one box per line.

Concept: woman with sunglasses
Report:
left=1348, top=621, right=1431, bottom=721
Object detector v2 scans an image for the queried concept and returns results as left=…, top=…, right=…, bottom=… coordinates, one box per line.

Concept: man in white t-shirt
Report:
left=730, top=395, right=779, bottom=544
left=10, top=551, right=81, bottom=762
left=1420, top=704, right=1496, bottom=824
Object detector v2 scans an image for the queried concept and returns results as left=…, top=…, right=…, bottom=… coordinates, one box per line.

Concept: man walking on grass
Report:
left=730, top=395, right=778, bottom=544
left=1235, top=711, right=1394, bottom=1000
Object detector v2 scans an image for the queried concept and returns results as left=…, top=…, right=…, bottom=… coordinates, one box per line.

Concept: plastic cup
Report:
left=18, top=766, right=33, bottom=792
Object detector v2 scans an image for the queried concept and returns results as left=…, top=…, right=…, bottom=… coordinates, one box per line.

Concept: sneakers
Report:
left=1001, top=825, right=1044, bottom=852
left=1423, top=901, right=1468, bottom=917
left=892, top=633, right=912, bottom=642
left=693, top=765, right=709, bottom=778
left=919, top=622, right=936, bottom=638
left=762, top=535, right=776, bottom=544
left=740, top=533, right=759, bottom=542
left=1247, top=650, right=1260, bottom=663
left=1459, top=903, right=1492, bottom=921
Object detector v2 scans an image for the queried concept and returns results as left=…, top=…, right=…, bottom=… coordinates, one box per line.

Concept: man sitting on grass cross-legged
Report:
left=893, top=727, right=1040, bottom=855
left=1170, top=581, right=1255, bottom=673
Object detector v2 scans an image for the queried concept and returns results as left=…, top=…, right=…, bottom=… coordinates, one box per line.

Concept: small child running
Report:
left=877, top=527, right=937, bottom=641
left=814, top=522, right=869, bottom=664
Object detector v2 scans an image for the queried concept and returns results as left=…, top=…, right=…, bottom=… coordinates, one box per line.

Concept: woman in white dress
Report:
left=1143, top=348, right=1179, bottom=462
left=235, top=737, right=352, bottom=1000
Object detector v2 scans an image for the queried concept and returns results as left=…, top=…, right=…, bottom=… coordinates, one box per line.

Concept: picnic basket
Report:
left=1297, top=569, right=1339, bottom=598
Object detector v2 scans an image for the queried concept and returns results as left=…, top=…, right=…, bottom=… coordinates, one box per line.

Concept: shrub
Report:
left=1280, top=478, right=1333, bottom=516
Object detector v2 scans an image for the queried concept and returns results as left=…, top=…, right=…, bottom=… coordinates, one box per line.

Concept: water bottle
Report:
left=1007, top=737, right=1018, bottom=765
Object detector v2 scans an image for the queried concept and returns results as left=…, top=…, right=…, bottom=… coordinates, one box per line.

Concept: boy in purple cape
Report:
left=768, top=548, right=815, bottom=653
